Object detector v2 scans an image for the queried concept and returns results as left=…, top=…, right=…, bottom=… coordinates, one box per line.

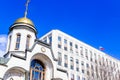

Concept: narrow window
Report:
left=70, top=42, right=72, bottom=46
left=77, top=75, right=80, bottom=80
left=86, top=63, right=89, bottom=68
left=71, top=74, right=74, bottom=80
left=82, top=69, right=85, bottom=74
left=64, top=55, right=68, bottom=67
left=82, top=77, right=85, bottom=80
left=70, top=57, right=74, bottom=70
left=76, top=59, right=79, bottom=71
left=49, top=36, right=52, bottom=45
left=80, top=47, right=83, bottom=56
left=58, top=36, right=61, bottom=41
left=81, top=61, right=84, bottom=66
left=87, top=71, right=90, bottom=76
left=64, top=39, right=67, bottom=44
left=70, top=42, right=73, bottom=52
left=43, top=37, right=47, bottom=43
left=58, top=36, right=62, bottom=48
left=85, top=49, right=88, bottom=59
left=15, top=34, right=21, bottom=50
left=64, top=39, right=67, bottom=51
left=58, top=52, right=62, bottom=66
left=26, top=35, right=31, bottom=49
left=75, top=44, right=78, bottom=53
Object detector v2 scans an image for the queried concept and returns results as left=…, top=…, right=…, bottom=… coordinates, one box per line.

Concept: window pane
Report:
left=15, top=34, right=21, bottom=49
left=58, top=36, right=61, bottom=41
left=26, top=35, right=30, bottom=49
left=31, top=60, right=44, bottom=80
left=58, top=52, right=62, bottom=66
left=64, top=55, right=68, bottom=67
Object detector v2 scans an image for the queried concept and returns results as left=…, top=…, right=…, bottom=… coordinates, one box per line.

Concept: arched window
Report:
left=26, top=35, right=31, bottom=49
left=30, top=60, right=45, bottom=80
left=15, top=33, right=21, bottom=50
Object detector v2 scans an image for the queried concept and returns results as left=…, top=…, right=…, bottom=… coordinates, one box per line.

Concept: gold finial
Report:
left=24, top=0, right=30, bottom=18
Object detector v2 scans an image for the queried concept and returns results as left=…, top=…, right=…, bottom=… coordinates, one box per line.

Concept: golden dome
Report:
left=15, top=17, right=34, bottom=26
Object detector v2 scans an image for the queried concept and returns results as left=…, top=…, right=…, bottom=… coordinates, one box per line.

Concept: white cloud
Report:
left=0, top=35, right=7, bottom=57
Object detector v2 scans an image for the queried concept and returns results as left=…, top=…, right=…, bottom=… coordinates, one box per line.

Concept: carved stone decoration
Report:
left=41, top=47, right=46, bottom=52
left=3, top=69, right=25, bottom=80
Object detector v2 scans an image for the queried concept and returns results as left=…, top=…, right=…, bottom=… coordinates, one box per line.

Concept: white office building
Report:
left=40, top=29, right=120, bottom=80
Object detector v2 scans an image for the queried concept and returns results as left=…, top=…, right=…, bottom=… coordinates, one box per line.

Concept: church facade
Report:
left=0, top=17, right=61, bottom=80
left=0, top=17, right=120, bottom=80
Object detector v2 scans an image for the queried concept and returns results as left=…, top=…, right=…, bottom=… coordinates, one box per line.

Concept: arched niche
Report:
left=30, top=53, right=54, bottom=80
left=3, top=67, right=26, bottom=80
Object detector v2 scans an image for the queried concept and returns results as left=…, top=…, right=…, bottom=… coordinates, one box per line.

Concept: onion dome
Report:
left=14, top=17, right=34, bottom=26
left=10, top=17, right=37, bottom=34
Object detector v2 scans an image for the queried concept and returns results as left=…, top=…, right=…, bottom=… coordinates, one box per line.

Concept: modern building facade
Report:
left=0, top=5, right=120, bottom=80
left=40, top=30, right=120, bottom=80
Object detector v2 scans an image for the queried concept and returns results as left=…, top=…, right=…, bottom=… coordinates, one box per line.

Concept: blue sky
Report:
left=0, top=0, right=120, bottom=60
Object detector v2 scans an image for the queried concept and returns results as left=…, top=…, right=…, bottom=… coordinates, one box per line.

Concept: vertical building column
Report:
left=25, top=71, right=29, bottom=80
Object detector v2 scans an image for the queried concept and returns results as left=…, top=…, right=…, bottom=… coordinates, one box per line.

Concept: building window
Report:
left=82, top=77, right=85, bottom=80
left=77, top=75, right=80, bottom=80
left=80, top=47, right=83, bottom=56
left=64, top=39, right=67, bottom=44
left=70, top=57, right=74, bottom=70
left=58, top=36, right=61, bottom=41
left=15, top=33, right=21, bottom=50
left=76, top=59, right=79, bottom=71
left=64, top=55, right=68, bottom=67
left=30, top=60, right=45, bottom=80
left=49, top=36, right=52, bottom=45
left=86, top=63, right=89, bottom=68
left=58, top=44, right=61, bottom=48
left=70, top=42, right=72, bottom=46
left=85, top=49, right=88, bottom=59
left=64, top=47, right=67, bottom=51
left=71, top=74, right=74, bottom=80
left=95, top=59, right=97, bottom=64
left=70, top=42, right=73, bottom=52
left=81, top=61, right=84, bottom=66
left=75, top=44, right=78, bottom=53
left=98, top=55, right=101, bottom=65
left=75, top=44, right=78, bottom=49
left=87, top=71, right=90, bottom=76
left=82, top=69, right=84, bottom=74
left=58, top=36, right=62, bottom=48
left=91, top=64, right=94, bottom=70
left=90, top=58, right=93, bottom=62
left=90, top=51, right=92, bottom=57
left=92, top=72, right=94, bottom=78
left=26, top=35, right=31, bottom=49
left=58, top=52, right=62, bottom=66
left=43, top=37, right=47, bottom=43
left=64, top=39, right=67, bottom=51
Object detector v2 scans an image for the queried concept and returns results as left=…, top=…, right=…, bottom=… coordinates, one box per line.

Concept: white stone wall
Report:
left=5, top=28, right=36, bottom=58
left=40, top=29, right=120, bottom=80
